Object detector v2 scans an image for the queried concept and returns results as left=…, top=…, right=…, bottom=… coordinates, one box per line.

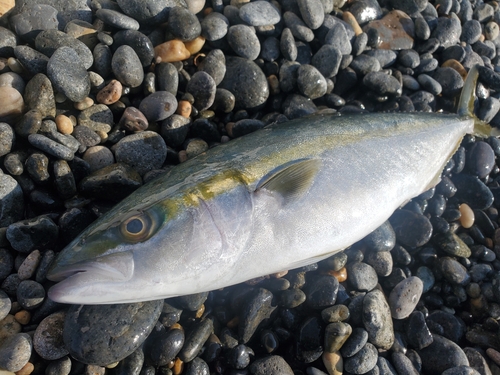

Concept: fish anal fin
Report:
left=255, top=158, right=321, bottom=203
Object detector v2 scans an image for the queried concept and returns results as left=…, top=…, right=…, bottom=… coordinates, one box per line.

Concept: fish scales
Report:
left=47, top=111, right=474, bottom=304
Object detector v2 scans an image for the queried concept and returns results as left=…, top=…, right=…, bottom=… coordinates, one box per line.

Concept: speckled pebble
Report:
left=186, top=72, right=216, bottom=111
left=118, top=107, right=148, bottom=132
left=363, top=71, right=402, bottom=96
left=340, top=327, right=368, bottom=358
left=438, top=256, right=471, bottom=286
left=363, top=288, right=394, bottom=350
left=227, top=25, right=261, bottom=61
left=347, top=262, right=378, bottom=292
left=364, top=250, right=393, bottom=277
left=179, top=318, right=214, bottom=362
left=17, top=250, right=41, bottom=281
left=389, top=209, right=433, bottom=247
left=112, top=45, right=144, bottom=88
left=283, top=11, right=314, bottom=43
left=0, top=290, right=11, bottom=321
left=33, top=311, right=68, bottom=360
left=388, top=276, right=423, bottom=319
left=304, top=274, right=339, bottom=309
left=249, top=355, right=294, bottom=375
left=28, top=134, right=74, bottom=161
left=83, top=146, right=115, bottom=172
left=239, top=1, right=280, bottom=26
left=297, top=0, right=324, bottom=30
left=114, top=131, right=167, bottom=176
left=78, top=104, right=114, bottom=133
left=344, top=342, right=378, bottom=374
left=168, top=6, right=201, bottom=42
left=200, top=12, right=229, bottom=41
left=0, top=333, right=32, bottom=372
left=419, top=335, right=469, bottom=374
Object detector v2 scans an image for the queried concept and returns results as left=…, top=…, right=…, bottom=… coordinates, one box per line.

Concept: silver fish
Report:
left=47, top=66, right=489, bottom=304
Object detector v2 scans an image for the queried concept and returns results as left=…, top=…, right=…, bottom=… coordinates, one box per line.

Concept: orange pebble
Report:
left=343, top=11, right=363, bottom=36
left=332, top=267, right=347, bottom=282
left=15, top=362, right=35, bottom=375
left=195, top=304, right=205, bottom=318
left=96, top=79, right=122, bottom=105
left=442, top=59, right=467, bottom=80
left=173, top=358, right=184, bottom=375
left=184, top=36, right=206, bottom=54
left=14, top=310, right=31, bottom=325
left=55, top=114, right=74, bottom=134
left=154, top=40, right=191, bottom=63
left=176, top=100, right=192, bottom=118
left=459, top=203, right=475, bottom=228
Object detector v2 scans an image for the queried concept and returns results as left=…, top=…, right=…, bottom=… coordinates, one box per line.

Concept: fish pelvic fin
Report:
left=256, top=158, right=322, bottom=203
left=458, top=64, right=500, bottom=137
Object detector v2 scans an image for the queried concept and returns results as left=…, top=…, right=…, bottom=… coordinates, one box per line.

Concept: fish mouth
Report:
left=47, top=251, right=135, bottom=303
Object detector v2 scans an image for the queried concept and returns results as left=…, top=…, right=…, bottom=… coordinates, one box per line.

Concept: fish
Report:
left=47, top=66, right=493, bottom=304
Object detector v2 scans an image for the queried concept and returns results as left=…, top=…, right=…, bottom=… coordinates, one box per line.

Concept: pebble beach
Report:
left=2, top=0, right=500, bottom=374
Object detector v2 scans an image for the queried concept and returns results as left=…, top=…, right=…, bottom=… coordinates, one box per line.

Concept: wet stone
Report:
left=406, top=311, right=433, bottom=350
left=363, top=71, right=401, bottom=96
left=179, top=318, right=214, bottom=362
left=304, top=274, right=339, bottom=309
left=365, top=250, right=393, bottom=277
left=17, top=280, right=45, bottom=310
left=279, top=289, right=306, bottom=308
left=363, top=289, right=394, bottom=350
left=438, top=257, right=471, bottom=286
left=227, top=344, right=254, bottom=369
left=96, top=9, right=139, bottom=30
left=344, top=342, right=378, bottom=374
left=113, top=131, right=167, bottom=176
left=239, top=288, right=276, bottom=343
left=185, top=357, right=209, bottom=375
left=186, top=72, right=216, bottom=111
left=78, top=104, right=114, bottom=133
left=478, top=97, right=500, bottom=124
left=229, top=119, right=265, bottom=138
left=249, top=355, right=294, bottom=375
left=6, top=215, right=58, bottom=253
left=227, top=25, right=261, bottom=61
left=33, top=311, right=68, bottom=360
left=297, top=64, right=327, bottom=99
left=434, top=232, right=472, bottom=258
left=363, top=220, right=396, bottom=252
left=168, top=6, right=201, bottom=41
left=466, top=141, right=495, bottom=178
left=113, top=348, right=144, bottom=375
left=198, top=49, right=226, bottom=85
left=112, top=45, right=144, bottom=88
left=389, top=209, right=433, bottom=247
left=0, top=173, right=24, bottom=227
left=0, top=333, right=32, bottom=372
left=426, top=311, right=465, bottom=343
left=79, top=163, right=142, bottom=202
left=419, top=335, right=469, bottom=374
left=219, top=56, right=269, bottom=110
left=139, top=91, right=178, bottom=122
left=283, top=94, right=317, bottom=119
left=201, top=12, right=229, bottom=41
left=64, top=300, right=163, bottom=366
left=149, top=328, right=184, bottom=366
left=347, top=262, right=378, bottom=292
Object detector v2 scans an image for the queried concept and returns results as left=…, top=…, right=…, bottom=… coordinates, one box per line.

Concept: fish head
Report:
left=47, top=201, right=173, bottom=304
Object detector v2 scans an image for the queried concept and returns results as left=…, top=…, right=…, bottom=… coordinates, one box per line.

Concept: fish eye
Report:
left=121, top=213, right=152, bottom=242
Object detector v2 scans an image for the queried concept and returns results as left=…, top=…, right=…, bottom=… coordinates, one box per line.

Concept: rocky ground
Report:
left=2, top=0, right=500, bottom=374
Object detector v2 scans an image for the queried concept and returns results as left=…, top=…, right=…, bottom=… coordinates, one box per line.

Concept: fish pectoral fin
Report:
left=255, top=158, right=322, bottom=203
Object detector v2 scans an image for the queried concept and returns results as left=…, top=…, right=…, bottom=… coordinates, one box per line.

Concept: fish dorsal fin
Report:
left=255, top=158, right=321, bottom=203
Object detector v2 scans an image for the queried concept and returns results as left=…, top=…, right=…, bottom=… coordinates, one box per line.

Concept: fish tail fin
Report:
left=458, top=65, right=500, bottom=137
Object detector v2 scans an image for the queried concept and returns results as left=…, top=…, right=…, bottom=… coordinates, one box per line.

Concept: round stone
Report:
left=219, top=56, right=269, bottom=110
left=362, top=289, right=394, bottom=350
left=83, top=146, right=115, bottom=172
left=388, top=276, right=423, bottom=319
left=239, top=1, right=281, bottom=26
left=47, top=46, right=90, bottom=102
left=112, top=45, right=144, bottom=88
left=297, top=64, right=327, bottom=99
left=0, top=333, right=32, bottom=372
left=63, top=300, right=163, bottom=366
left=33, top=311, right=69, bottom=360
left=139, top=91, right=178, bottom=122
left=168, top=6, right=201, bottom=41
left=227, top=25, right=261, bottom=61
left=201, top=12, right=229, bottom=41
left=114, top=131, right=168, bottom=176
left=0, top=86, right=24, bottom=123
left=186, top=71, right=216, bottom=111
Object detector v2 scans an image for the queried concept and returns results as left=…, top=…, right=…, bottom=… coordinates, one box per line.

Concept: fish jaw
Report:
left=48, top=251, right=136, bottom=304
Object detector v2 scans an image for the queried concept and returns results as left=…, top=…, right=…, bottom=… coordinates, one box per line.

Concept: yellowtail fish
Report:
left=47, top=66, right=490, bottom=304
